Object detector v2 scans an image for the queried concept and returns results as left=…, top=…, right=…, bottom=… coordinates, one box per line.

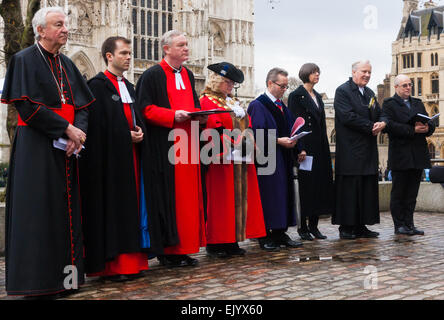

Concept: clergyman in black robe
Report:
left=332, top=61, right=387, bottom=240
left=79, top=37, right=166, bottom=281
left=0, top=8, right=95, bottom=296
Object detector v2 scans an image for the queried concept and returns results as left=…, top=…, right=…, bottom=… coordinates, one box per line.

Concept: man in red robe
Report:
left=80, top=37, right=165, bottom=280
left=136, top=30, right=207, bottom=268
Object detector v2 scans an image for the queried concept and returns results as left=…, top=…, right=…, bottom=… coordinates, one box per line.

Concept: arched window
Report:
left=435, top=53, right=439, bottom=66
left=379, top=133, right=387, bottom=145
left=432, top=106, right=440, bottom=127
left=431, top=74, right=439, bottom=94
left=330, top=129, right=336, bottom=144
left=429, top=143, right=436, bottom=159
left=431, top=53, right=435, bottom=66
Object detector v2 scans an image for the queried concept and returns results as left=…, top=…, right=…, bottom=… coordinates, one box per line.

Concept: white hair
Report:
left=32, top=7, right=66, bottom=40
left=160, top=30, right=186, bottom=54
left=352, top=60, right=372, bottom=72
left=394, top=74, right=410, bottom=86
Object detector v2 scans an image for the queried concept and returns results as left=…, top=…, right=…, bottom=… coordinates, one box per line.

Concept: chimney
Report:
left=424, top=0, right=436, bottom=9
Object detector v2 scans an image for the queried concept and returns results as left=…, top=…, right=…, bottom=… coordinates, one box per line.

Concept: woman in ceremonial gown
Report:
left=200, top=62, right=266, bottom=258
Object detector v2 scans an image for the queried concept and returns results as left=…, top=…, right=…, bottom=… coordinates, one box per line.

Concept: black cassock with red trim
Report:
left=1, top=43, right=95, bottom=296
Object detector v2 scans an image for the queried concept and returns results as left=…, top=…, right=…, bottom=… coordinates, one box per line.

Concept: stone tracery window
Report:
left=132, top=0, right=173, bottom=62
left=431, top=73, right=439, bottom=94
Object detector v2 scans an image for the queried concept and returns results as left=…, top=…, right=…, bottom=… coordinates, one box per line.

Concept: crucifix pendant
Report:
left=61, top=96, right=66, bottom=104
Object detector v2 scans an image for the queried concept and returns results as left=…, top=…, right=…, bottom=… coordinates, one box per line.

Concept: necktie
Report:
left=275, top=99, right=284, bottom=113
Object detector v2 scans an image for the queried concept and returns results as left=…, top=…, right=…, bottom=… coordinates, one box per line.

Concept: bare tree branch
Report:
left=1, top=0, right=41, bottom=143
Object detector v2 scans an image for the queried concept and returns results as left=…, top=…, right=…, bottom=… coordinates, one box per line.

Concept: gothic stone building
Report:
left=0, top=0, right=256, bottom=162
left=390, top=0, right=444, bottom=160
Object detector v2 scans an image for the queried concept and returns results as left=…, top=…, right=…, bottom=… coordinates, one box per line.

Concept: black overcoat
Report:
left=382, top=94, right=435, bottom=171
left=79, top=72, right=166, bottom=274
left=334, top=78, right=386, bottom=176
left=288, top=85, right=334, bottom=217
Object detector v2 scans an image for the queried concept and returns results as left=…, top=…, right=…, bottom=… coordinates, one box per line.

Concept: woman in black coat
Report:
left=288, top=63, right=334, bottom=240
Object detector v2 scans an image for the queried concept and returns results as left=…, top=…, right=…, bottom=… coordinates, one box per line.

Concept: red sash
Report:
left=17, top=103, right=75, bottom=126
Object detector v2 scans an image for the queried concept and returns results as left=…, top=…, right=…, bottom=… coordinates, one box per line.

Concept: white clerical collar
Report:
left=164, top=59, right=186, bottom=90
left=111, top=72, right=133, bottom=104
left=265, top=89, right=278, bottom=103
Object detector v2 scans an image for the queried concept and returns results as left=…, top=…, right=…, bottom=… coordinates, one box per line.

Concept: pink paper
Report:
left=291, top=117, right=305, bottom=137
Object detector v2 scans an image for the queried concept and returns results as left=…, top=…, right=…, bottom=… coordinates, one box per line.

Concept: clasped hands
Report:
left=372, top=121, right=386, bottom=136
left=65, top=124, right=86, bottom=157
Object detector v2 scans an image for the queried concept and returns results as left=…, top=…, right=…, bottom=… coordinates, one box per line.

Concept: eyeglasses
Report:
left=273, top=81, right=289, bottom=90
left=224, top=79, right=240, bottom=89
left=401, top=83, right=413, bottom=88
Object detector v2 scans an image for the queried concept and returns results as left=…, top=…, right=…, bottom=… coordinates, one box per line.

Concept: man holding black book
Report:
left=382, top=74, right=435, bottom=236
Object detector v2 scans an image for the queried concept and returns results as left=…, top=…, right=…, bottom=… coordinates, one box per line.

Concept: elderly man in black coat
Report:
left=333, top=61, right=387, bottom=240
left=382, top=75, right=435, bottom=236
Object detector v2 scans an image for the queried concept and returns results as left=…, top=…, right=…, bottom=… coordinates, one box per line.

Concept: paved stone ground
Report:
left=1, top=212, right=444, bottom=301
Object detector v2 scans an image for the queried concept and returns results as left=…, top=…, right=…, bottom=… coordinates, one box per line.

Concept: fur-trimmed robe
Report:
left=200, top=92, right=266, bottom=243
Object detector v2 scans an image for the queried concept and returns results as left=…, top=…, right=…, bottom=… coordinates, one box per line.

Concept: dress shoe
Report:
left=206, top=245, right=230, bottom=259
left=407, top=225, right=425, bottom=235
left=395, top=226, right=415, bottom=236
left=339, top=230, right=356, bottom=240
left=298, top=229, right=314, bottom=241
left=309, top=228, right=327, bottom=240
left=182, top=255, right=199, bottom=266
left=225, top=243, right=246, bottom=256
left=158, top=255, right=199, bottom=268
left=259, top=238, right=280, bottom=252
left=276, top=233, right=303, bottom=248
left=102, top=273, right=144, bottom=282
left=354, top=226, right=379, bottom=238
left=25, top=289, right=80, bottom=300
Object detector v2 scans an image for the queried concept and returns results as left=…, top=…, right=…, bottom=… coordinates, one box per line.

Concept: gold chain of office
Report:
left=204, top=94, right=238, bottom=111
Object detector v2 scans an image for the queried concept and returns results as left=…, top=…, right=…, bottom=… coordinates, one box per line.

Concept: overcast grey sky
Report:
left=253, top=0, right=442, bottom=98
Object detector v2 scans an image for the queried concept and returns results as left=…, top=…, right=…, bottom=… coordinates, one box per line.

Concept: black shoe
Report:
left=339, top=230, right=356, bottom=240
left=298, top=229, right=314, bottom=241
left=101, top=274, right=136, bottom=282
left=309, top=228, right=327, bottom=240
left=206, top=245, right=230, bottom=258
left=182, top=255, right=199, bottom=267
left=407, top=225, right=425, bottom=236
left=25, top=289, right=80, bottom=300
left=158, top=255, right=199, bottom=268
left=355, top=226, right=379, bottom=238
left=276, top=233, right=303, bottom=248
left=259, top=238, right=280, bottom=252
left=395, top=226, right=415, bottom=236
left=225, top=243, right=246, bottom=256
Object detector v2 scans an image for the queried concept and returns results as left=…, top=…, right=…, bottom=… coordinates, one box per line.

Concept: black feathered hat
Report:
left=208, top=62, right=244, bottom=84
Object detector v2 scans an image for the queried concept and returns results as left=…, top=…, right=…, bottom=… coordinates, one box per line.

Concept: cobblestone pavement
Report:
left=1, top=212, right=444, bottom=300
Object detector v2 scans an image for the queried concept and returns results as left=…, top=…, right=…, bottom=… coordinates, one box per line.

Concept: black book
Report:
left=188, top=109, right=234, bottom=116
left=409, top=113, right=440, bottom=124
